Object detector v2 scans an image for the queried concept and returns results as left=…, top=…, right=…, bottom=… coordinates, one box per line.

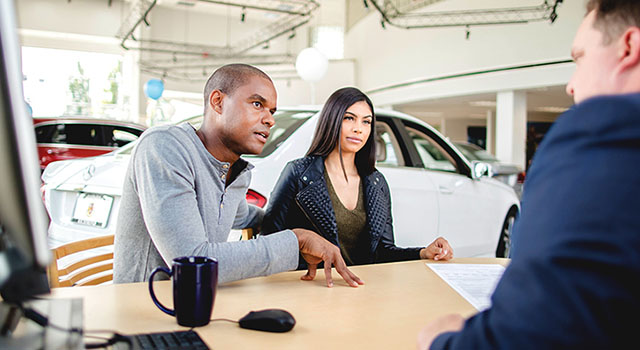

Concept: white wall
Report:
left=276, top=59, right=356, bottom=106
left=444, top=118, right=486, bottom=142
left=17, top=0, right=124, bottom=54
left=17, top=0, right=124, bottom=39
left=344, top=0, right=585, bottom=102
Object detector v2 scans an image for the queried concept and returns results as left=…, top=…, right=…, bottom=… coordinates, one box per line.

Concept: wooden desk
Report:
left=50, top=258, right=508, bottom=349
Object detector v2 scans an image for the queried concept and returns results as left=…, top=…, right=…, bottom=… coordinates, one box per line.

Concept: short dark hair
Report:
left=587, top=0, right=640, bottom=44
left=306, top=87, right=376, bottom=179
left=203, top=64, right=272, bottom=114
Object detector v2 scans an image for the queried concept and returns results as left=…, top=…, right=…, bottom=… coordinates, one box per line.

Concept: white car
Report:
left=42, top=108, right=519, bottom=258
left=453, top=141, right=524, bottom=198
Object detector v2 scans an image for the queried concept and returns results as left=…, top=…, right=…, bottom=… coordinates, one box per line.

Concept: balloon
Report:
left=295, top=47, right=329, bottom=82
left=144, top=79, right=164, bottom=100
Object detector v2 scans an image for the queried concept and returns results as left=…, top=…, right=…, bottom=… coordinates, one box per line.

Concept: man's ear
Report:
left=617, top=26, right=640, bottom=73
left=209, top=89, right=224, bottom=114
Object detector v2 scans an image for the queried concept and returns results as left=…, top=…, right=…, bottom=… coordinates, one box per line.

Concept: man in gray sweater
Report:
left=114, top=64, right=363, bottom=288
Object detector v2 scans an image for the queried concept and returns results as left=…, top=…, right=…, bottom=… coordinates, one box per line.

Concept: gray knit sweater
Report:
left=113, top=123, right=299, bottom=284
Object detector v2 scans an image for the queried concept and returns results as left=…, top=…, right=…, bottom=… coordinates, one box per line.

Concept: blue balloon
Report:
left=144, top=79, right=164, bottom=100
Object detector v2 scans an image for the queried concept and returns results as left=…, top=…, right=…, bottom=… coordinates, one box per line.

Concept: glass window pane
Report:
left=375, top=122, right=403, bottom=167
left=35, top=125, right=56, bottom=143
left=64, top=124, right=101, bottom=146
left=246, top=111, right=315, bottom=158
left=111, top=129, right=139, bottom=147
left=407, top=127, right=457, bottom=173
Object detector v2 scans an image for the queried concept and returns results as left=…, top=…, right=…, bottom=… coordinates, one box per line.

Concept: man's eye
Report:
left=253, top=101, right=262, bottom=108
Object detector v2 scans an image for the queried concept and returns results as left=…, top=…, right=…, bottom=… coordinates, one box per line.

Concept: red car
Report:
left=34, top=117, right=146, bottom=170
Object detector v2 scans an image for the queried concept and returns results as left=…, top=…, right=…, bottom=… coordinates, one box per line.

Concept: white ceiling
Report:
left=125, top=0, right=575, bottom=120
left=396, top=85, right=573, bottom=122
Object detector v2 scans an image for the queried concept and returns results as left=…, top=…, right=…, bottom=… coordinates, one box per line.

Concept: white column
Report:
left=496, top=91, right=527, bottom=169
left=123, top=49, right=141, bottom=123
left=486, top=109, right=494, bottom=155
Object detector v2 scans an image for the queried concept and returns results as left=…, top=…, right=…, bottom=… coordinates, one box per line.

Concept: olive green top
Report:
left=324, top=169, right=369, bottom=265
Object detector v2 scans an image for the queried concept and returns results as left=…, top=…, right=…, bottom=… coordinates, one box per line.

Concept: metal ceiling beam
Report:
left=140, top=53, right=295, bottom=70
left=369, top=0, right=563, bottom=29
left=373, top=0, right=446, bottom=18
left=116, top=0, right=319, bottom=80
left=197, top=0, right=317, bottom=16
left=140, top=55, right=296, bottom=81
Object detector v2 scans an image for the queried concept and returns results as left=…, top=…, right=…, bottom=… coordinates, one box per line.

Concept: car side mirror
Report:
left=471, top=161, right=493, bottom=180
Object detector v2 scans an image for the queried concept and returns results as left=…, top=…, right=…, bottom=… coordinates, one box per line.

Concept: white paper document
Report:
left=427, top=263, right=506, bottom=311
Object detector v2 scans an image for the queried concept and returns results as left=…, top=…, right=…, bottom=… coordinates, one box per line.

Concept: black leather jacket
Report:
left=262, top=155, right=422, bottom=266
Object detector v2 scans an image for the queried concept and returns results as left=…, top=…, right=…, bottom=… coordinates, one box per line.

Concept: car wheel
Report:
left=496, top=207, right=518, bottom=258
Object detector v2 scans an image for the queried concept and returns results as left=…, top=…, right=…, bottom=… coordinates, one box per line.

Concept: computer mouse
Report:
left=238, top=309, right=296, bottom=333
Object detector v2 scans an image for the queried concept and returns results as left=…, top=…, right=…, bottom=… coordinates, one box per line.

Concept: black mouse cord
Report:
left=19, top=304, right=130, bottom=349
left=210, top=318, right=238, bottom=323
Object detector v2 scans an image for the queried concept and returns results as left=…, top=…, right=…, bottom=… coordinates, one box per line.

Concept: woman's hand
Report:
left=420, top=237, right=453, bottom=261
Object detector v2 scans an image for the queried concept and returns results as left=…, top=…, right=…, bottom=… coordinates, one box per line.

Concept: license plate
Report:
left=71, top=193, right=114, bottom=228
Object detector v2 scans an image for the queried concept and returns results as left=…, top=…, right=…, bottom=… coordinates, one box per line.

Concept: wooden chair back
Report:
left=241, top=228, right=255, bottom=240
left=48, top=235, right=114, bottom=288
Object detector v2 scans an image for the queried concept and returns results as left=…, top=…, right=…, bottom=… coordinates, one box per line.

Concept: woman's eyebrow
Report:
left=345, top=111, right=373, bottom=118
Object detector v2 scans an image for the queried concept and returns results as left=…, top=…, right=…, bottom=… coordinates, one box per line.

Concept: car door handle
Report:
left=438, top=185, right=453, bottom=194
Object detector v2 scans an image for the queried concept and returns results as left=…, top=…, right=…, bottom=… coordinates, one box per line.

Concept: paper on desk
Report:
left=427, top=263, right=505, bottom=311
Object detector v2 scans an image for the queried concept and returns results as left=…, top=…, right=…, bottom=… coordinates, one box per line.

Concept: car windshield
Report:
left=454, top=142, right=498, bottom=162
left=244, top=110, right=316, bottom=158
left=114, top=110, right=315, bottom=157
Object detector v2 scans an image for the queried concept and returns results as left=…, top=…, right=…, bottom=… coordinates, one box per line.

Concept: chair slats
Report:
left=59, top=262, right=113, bottom=287
left=52, top=235, right=114, bottom=259
left=58, top=252, right=113, bottom=276
left=241, top=228, right=255, bottom=240
left=49, top=235, right=114, bottom=288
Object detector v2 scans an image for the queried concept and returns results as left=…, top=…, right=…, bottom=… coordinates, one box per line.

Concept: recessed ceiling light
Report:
left=534, top=106, right=569, bottom=113
left=469, top=100, right=496, bottom=107
left=176, top=1, right=196, bottom=7
left=418, top=111, right=445, bottom=117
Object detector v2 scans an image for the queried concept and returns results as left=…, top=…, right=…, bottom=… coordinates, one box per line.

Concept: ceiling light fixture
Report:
left=534, top=106, right=569, bottom=113
left=469, top=101, right=496, bottom=107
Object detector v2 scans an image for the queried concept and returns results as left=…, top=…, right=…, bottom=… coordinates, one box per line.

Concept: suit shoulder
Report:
left=580, top=93, right=640, bottom=110
left=572, top=93, right=640, bottom=126
left=546, top=93, right=640, bottom=144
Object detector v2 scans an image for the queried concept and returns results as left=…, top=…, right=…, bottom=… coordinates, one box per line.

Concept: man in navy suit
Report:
left=418, top=0, right=640, bottom=349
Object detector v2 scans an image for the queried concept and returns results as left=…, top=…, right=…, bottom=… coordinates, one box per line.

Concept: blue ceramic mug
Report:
left=148, top=256, right=218, bottom=327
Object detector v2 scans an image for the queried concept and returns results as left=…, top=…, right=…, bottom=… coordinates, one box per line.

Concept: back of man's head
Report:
left=203, top=64, right=272, bottom=114
left=587, top=0, right=640, bottom=44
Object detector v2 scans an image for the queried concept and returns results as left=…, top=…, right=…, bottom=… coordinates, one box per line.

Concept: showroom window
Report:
left=21, top=47, right=128, bottom=119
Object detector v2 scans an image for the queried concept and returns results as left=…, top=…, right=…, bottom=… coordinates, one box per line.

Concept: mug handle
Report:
left=148, top=267, right=175, bottom=316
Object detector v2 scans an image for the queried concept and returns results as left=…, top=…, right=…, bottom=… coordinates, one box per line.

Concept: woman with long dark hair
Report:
left=262, top=87, right=452, bottom=278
